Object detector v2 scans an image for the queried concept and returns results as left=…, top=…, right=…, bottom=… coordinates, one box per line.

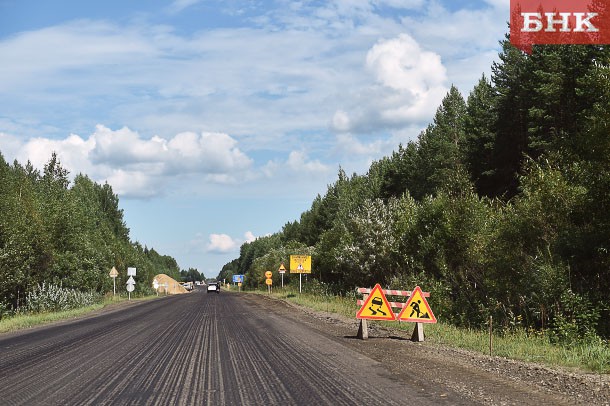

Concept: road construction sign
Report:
left=290, top=255, right=311, bottom=274
left=397, top=286, right=437, bottom=323
left=278, top=263, right=286, bottom=273
left=356, top=284, right=396, bottom=321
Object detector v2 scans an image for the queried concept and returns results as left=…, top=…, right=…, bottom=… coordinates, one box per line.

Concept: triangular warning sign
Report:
left=397, top=286, right=437, bottom=323
left=356, top=284, right=396, bottom=321
left=278, top=263, right=286, bottom=271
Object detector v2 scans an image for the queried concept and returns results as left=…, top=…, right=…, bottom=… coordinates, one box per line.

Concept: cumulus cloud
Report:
left=262, top=150, right=330, bottom=179
left=366, top=33, right=446, bottom=95
left=206, top=234, right=237, bottom=254
left=244, top=231, right=256, bottom=243
left=335, top=133, right=383, bottom=156
left=205, top=231, right=257, bottom=254
left=0, top=125, right=254, bottom=198
left=331, top=33, right=448, bottom=134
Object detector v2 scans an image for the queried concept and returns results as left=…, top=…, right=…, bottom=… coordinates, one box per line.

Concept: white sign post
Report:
left=126, top=275, right=135, bottom=300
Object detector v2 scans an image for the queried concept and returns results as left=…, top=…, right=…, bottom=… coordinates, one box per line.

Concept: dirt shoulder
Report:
left=250, top=293, right=609, bottom=406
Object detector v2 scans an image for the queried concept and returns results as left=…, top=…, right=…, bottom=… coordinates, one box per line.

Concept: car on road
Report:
left=207, top=282, right=219, bottom=293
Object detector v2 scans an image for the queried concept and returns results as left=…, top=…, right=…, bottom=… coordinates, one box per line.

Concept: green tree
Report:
left=411, top=85, right=467, bottom=199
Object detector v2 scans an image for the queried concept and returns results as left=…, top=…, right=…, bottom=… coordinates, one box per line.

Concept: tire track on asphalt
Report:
left=0, top=290, right=460, bottom=405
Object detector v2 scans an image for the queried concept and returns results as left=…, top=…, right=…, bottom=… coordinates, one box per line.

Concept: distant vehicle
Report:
left=207, top=282, right=219, bottom=294
left=182, top=282, right=194, bottom=291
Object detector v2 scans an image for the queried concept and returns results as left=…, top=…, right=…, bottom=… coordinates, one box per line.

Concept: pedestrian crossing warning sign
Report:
left=356, top=284, right=396, bottom=321
left=397, top=286, right=437, bottom=323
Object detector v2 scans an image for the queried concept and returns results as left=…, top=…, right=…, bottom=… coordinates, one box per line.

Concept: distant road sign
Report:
left=127, top=267, right=136, bottom=276
left=109, top=267, right=118, bottom=278
left=265, top=278, right=273, bottom=286
left=264, top=271, right=272, bottom=279
left=278, top=263, right=286, bottom=274
left=290, top=255, right=311, bottom=274
left=127, top=276, right=136, bottom=285
left=232, top=275, right=244, bottom=283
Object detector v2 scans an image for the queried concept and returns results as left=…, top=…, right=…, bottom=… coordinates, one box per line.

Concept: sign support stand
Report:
left=411, top=322, right=424, bottom=342
left=357, top=319, right=369, bottom=340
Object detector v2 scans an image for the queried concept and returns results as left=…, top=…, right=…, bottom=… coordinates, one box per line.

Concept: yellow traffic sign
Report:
left=397, top=286, right=437, bottom=323
left=356, top=284, right=396, bottom=321
left=290, top=255, right=311, bottom=274
left=109, top=267, right=118, bottom=278
left=278, top=263, right=286, bottom=273
left=265, top=271, right=273, bottom=279
left=265, top=278, right=273, bottom=285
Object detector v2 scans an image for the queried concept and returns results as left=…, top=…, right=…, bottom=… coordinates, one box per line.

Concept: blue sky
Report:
left=0, top=0, right=509, bottom=279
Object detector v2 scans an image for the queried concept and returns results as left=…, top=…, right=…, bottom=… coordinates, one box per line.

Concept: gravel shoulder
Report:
left=250, top=293, right=609, bottom=406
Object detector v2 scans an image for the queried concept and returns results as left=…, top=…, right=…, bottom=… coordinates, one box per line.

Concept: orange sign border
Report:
left=397, top=286, right=437, bottom=323
left=356, top=283, right=396, bottom=321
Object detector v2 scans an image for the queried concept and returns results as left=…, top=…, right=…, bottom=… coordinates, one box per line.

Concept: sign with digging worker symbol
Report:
left=356, top=284, right=396, bottom=321
left=397, top=286, right=437, bottom=323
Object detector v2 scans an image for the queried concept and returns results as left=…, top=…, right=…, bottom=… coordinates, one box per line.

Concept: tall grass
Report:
left=0, top=287, right=158, bottom=334
left=255, top=286, right=610, bottom=374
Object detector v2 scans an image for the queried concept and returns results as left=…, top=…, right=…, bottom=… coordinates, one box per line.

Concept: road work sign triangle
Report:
left=397, top=286, right=437, bottom=323
left=356, top=284, right=396, bottom=321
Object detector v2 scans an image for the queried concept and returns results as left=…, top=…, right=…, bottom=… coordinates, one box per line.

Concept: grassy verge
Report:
left=248, top=286, right=610, bottom=374
left=0, top=294, right=158, bottom=334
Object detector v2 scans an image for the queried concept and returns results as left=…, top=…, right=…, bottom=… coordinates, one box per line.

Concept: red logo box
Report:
left=510, top=0, right=610, bottom=53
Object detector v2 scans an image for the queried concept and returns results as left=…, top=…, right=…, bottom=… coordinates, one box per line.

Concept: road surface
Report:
left=0, top=289, right=466, bottom=405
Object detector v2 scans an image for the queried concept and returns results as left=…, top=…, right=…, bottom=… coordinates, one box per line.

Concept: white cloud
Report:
left=0, top=0, right=507, bottom=204
left=0, top=125, right=255, bottom=198
left=331, top=33, right=448, bottom=133
left=366, top=33, right=446, bottom=95
left=206, top=233, right=238, bottom=254
left=262, top=149, right=331, bottom=179
left=335, top=133, right=383, bottom=156
left=205, top=231, right=258, bottom=254
left=244, top=231, right=256, bottom=243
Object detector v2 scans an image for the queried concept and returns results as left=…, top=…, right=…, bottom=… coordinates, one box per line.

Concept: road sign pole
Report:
left=299, top=273, right=302, bottom=293
left=281, top=273, right=284, bottom=288
left=113, top=277, right=116, bottom=296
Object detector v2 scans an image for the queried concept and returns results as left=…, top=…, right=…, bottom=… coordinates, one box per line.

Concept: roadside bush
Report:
left=25, top=283, right=101, bottom=313
left=549, top=289, right=602, bottom=345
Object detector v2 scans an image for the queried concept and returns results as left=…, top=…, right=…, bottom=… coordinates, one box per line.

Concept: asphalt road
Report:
left=0, top=289, right=468, bottom=405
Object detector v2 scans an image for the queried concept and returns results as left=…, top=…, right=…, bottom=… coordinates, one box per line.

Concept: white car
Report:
left=207, top=283, right=219, bottom=293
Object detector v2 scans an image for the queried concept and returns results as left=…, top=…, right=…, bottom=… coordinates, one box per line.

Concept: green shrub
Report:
left=550, top=289, right=601, bottom=344
left=25, top=283, right=101, bottom=313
